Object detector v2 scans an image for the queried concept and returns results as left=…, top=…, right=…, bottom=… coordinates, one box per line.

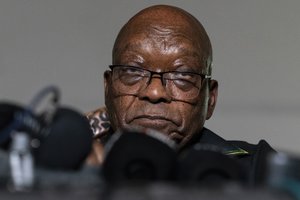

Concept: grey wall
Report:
left=0, top=1, right=299, bottom=153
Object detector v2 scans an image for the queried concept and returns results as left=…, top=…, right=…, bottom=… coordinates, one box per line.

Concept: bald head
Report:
left=113, top=5, right=212, bottom=71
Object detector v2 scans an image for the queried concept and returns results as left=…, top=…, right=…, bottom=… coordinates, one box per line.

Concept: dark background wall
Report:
left=1, top=0, right=299, bottom=153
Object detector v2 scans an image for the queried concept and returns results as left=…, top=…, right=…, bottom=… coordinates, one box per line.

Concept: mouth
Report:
left=131, top=115, right=177, bottom=126
left=128, top=115, right=184, bottom=143
left=131, top=113, right=179, bottom=123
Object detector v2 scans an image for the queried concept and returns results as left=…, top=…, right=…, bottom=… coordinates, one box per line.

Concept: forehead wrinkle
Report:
left=116, top=24, right=206, bottom=64
left=117, top=41, right=202, bottom=61
left=150, top=25, right=190, bottom=53
left=151, top=24, right=175, bottom=35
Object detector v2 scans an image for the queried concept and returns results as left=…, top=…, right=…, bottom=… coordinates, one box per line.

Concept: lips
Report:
left=131, top=116, right=166, bottom=128
left=130, top=115, right=178, bottom=126
left=136, top=115, right=170, bottom=121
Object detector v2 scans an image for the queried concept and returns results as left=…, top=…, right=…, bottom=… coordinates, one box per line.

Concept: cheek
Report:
left=180, top=103, right=204, bottom=127
left=178, top=97, right=208, bottom=137
left=106, top=95, right=135, bottom=129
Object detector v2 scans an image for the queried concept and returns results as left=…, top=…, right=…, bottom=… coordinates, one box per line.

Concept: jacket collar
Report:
left=197, top=128, right=249, bottom=156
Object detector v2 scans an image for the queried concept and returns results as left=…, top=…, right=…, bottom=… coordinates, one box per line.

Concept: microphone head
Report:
left=34, top=107, right=93, bottom=170
left=102, top=128, right=177, bottom=182
left=177, top=144, right=246, bottom=185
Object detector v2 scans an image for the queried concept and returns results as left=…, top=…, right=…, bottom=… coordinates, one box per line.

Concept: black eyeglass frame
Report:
left=108, top=64, right=212, bottom=102
left=108, top=64, right=211, bottom=87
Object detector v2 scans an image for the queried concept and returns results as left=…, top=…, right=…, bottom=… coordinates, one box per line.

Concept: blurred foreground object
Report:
left=264, top=152, right=300, bottom=199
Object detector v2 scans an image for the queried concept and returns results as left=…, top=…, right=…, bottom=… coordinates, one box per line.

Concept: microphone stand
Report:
left=9, top=131, right=34, bottom=191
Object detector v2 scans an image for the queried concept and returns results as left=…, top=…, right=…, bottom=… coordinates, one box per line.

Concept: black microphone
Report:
left=176, top=144, right=246, bottom=185
left=0, top=85, right=60, bottom=147
left=101, top=128, right=177, bottom=182
left=34, top=106, right=93, bottom=170
left=0, top=86, right=93, bottom=171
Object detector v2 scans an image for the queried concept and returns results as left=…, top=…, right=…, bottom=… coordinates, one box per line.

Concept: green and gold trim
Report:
left=225, top=148, right=249, bottom=156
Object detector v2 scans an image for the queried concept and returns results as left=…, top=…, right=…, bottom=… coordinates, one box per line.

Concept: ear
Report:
left=206, top=80, right=218, bottom=120
left=104, top=70, right=111, bottom=98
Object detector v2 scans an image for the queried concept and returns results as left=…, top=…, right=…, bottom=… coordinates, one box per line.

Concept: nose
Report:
left=137, top=76, right=172, bottom=103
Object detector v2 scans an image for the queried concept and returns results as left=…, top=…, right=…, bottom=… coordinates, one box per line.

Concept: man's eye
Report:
left=119, top=67, right=143, bottom=76
left=172, top=79, right=195, bottom=91
left=168, top=72, right=199, bottom=91
left=173, top=72, right=197, bottom=81
left=118, top=67, right=145, bottom=85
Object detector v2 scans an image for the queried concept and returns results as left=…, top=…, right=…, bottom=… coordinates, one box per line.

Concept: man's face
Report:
left=105, top=24, right=217, bottom=147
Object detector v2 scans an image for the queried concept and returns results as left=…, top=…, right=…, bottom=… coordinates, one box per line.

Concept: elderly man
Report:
left=86, top=5, right=274, bottom=183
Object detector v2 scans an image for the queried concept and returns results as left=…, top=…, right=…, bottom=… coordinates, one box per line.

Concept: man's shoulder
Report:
left=228, top=139, right=275, bottom=155
left=198, top=128, right=275, bottom=184
left=199, top=127, right=275, bottom=155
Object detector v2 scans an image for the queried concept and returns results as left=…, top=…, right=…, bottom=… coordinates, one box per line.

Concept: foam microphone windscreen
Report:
left=101, top=129, right=177, bottom=182
left=34, top=107, right=93, bottom=170
left=177, top=144, right=246, bottom=185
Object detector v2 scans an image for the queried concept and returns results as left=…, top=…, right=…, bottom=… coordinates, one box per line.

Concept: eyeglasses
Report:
left=108, top=64, right=211, bottom=102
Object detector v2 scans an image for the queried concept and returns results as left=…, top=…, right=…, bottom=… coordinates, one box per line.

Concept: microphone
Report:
left=34, top=106, right=93, bottom=170
left=0, top=86, right=94, bottom=191
left=0, top=86, right=93, bottom=171
left=176, top=144, right=246, bottom=185
left=0, top=85, right=60, bottom=147
left=101, top=128, right=177, bottom=182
